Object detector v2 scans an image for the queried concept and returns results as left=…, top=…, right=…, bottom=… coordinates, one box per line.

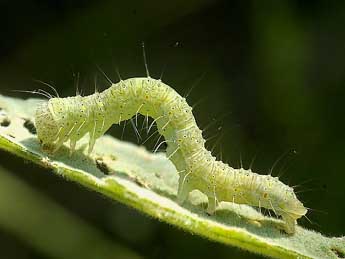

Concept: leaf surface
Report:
left=0, top=95, right=343, bottom=259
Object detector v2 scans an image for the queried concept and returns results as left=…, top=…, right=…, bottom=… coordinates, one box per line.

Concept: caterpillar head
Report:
left=282, top=191, right=307, bottom=218
left=35, top=100, right=59, bottom=152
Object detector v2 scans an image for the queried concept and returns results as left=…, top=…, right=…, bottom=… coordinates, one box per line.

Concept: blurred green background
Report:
left=0, top=0, right=344, bottom=258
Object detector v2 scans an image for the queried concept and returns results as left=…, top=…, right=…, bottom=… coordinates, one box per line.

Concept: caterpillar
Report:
left=34, top=76, right=307, bottom=234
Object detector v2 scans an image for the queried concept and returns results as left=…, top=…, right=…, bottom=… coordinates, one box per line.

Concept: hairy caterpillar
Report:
left=35, top=76, right=307, bottom=234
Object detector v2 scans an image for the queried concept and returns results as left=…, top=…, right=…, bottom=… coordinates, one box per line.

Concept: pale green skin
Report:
left=35, top=77, right=307, bottom=234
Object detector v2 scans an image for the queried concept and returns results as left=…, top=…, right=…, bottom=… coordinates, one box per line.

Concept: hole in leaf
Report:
left=0, top=118, right=10, bottom=127
left=332, top=247, right=345, bottom=258
left=95, top=158, right=110, bottom=175
left=23, top=119, right=36, bottom=134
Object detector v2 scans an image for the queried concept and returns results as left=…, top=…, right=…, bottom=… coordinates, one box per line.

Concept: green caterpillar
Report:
left=35, top=77, right=307, bottom=234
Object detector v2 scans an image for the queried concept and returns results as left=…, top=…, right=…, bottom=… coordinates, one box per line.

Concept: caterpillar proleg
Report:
left=35, top=77, right=307, bottom=234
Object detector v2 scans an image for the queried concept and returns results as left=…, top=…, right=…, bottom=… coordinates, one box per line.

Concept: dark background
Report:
left=0, top=0, right=344, bottom=258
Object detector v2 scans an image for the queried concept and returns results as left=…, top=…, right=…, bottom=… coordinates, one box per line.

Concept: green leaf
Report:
left=0, top=94, right=344, bottom=259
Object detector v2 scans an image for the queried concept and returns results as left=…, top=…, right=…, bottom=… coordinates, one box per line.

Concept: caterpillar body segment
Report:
left=35, top=77, right=307, bottom=234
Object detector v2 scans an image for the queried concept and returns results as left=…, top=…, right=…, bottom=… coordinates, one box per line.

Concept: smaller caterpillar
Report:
left=35, top=76, right=307, bottom=234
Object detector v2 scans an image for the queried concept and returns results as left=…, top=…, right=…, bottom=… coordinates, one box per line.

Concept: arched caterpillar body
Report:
left=35, top=77, right=307, bottom=234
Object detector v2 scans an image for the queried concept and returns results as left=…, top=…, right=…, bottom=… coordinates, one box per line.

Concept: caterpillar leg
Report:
left=87, top=137, right=96, bottom=155
left=177, top=174, right=191, bottom=204
left=52, top=137, right=66, bottom=153
left=206, top=196, right=217, bottom=215
left=282, top=215, right=297, bottom=234
left=87, top=121, right=98, bottom=154
left=69, top=139, right=77, bottom=156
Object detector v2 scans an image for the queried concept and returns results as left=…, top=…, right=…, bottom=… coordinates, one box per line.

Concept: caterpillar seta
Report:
left=35, top=75, right=307, bottom=234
